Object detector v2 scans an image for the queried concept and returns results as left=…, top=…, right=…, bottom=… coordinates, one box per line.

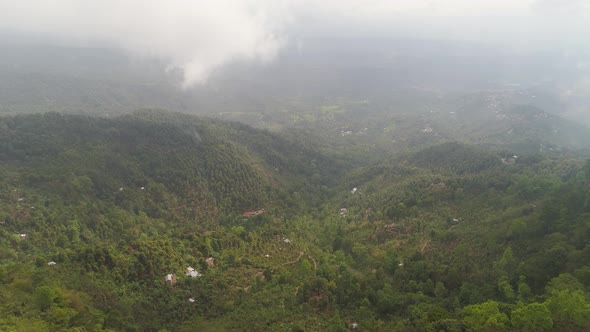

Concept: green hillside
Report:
left=0, top=112, right=590, bottom=331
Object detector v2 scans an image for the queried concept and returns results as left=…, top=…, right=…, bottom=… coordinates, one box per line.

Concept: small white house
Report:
left=164, top=274, right=177, bottom=285
left=184, top=266, right=202, bottom=278
left=340, top=208, right=348, bottom=217
left=206, top=257, right=215, bottom=266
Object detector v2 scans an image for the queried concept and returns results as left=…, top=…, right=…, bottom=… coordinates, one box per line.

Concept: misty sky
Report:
left=0, top=0, right=589, bottom=87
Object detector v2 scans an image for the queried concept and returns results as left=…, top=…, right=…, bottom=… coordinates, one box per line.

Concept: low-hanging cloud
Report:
left=1, top=0, right=589, bottom=87
left=0, top=0, right=288, bottom=88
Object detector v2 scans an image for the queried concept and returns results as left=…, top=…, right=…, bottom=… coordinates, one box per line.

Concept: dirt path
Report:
left=282, top=251, right=304, bottom=266
left=309, top=256, right=317, bottom=271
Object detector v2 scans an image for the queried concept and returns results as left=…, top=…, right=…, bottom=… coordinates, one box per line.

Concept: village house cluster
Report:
left=164, top=256, right=216, bottom=304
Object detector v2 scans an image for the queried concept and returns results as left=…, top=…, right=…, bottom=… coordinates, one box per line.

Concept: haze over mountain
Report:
left=1, top=1, right=590, bottom=331
left=1, top=0, right=590, bottom=121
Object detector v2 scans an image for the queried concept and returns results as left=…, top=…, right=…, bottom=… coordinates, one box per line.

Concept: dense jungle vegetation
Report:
left=1, top=111, right=590, bottom=331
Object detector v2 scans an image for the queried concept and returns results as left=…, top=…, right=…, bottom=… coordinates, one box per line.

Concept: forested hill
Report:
left=1, top=112, right=590, bottom=331
left=0, top=111, right=343, bottom=218
left=327, top=143, right=590, bottom=331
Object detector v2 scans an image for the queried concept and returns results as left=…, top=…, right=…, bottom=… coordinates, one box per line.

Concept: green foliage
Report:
left=409, top=142, right=501, bottom=174
left=0, top=111, right=589, bottom=330
left=497, top=276, right=515, bottom=301
left=462, top=301, right=509, bottom=331
left=511, top=303, right=553, bottom=331
left=546, top=289, right=590, bottom=330
left=35, top=286, right=58, bottom=310
left=517, top=276, right=533, bottom=303
left=546, top=273, right=585, bottom=294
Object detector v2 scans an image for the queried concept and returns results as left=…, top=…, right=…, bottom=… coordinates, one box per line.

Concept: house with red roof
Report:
left=242, top=209, right=265, bottom=217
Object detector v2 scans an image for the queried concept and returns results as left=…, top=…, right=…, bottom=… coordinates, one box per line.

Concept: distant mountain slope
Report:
left=480, top=105, right=590, bottom=152
left=408, top=142, right=501, bottom=174
left=436, top=98, right=590, bottom=153
left=0, top=111, right=342, bottom=219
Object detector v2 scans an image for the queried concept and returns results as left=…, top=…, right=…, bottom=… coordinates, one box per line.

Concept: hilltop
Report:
left=0, top=111, right=345, bottom=217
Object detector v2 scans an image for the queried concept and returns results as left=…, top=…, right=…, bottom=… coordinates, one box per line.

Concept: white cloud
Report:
left=0, top=0, right=286, bottom=87
left=531, top=0, right=590, bottom=14
left=0, top=0, right=589, bottom=87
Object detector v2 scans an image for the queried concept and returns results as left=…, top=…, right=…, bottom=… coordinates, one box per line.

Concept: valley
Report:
left=1, top=110, right=589, bottom=331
